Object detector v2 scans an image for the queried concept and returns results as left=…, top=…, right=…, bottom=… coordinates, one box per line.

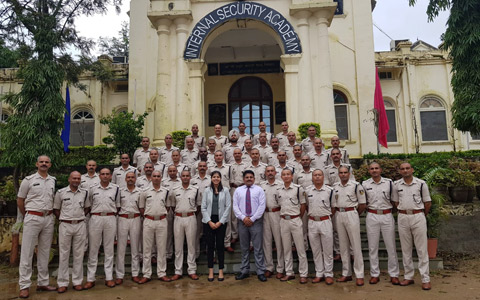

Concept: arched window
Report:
left=384, top=99, right=397, bottom=143
left=71, top=110, right=95, bottom=146
left=333, top=90, right=349, bottom=140
left=229, top=77, right=273, bottom=135
left=419, top=96, right=448, bottom=141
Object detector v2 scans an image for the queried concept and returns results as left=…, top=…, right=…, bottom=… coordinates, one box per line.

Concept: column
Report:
left=281, top=54, right=302, bottom=133
left=154, top=18, right=172, bottom=146
left=315, top=10, right=337, bottom=139
left=174, top=17, right=190, bottom=131
left=186, top=59, right=207, bottom=136
left=294, top=11, right=314, bottom=122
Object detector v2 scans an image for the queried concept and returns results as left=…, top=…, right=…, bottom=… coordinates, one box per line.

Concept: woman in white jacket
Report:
left=201, top=171, right=231, bottom=281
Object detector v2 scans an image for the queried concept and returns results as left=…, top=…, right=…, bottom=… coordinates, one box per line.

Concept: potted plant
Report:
left=424, top=167, right=454, bottom=201
left=467, top=161, right=480, bottom=199
left=426, top=191, right=447, bottom=259
left=448, top=169, right=475, bottom=203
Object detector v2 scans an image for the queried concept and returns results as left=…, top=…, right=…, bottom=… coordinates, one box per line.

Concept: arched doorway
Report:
left=229, top=77, right=273, bottom=135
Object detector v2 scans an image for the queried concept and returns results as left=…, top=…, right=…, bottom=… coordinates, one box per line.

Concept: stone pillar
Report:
left=154, top=18, right=172, bottom=146
left=281, top=54, right=302, bottom=133
left=174, top=17, right=190, bottom=131
left=315, top=10, right=337, bottom=139
left=294, top=11, right=314, bottom=122
left=186, top=59, right=207, bottom=136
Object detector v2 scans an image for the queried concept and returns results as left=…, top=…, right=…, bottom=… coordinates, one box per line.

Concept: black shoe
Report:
left=218, top=277, right=224, bottom=282
left=208, top=277, right=214, bottom=282
left=258, top=274, right=267, bottom=282
left=235, top=273, right=250, bottom=280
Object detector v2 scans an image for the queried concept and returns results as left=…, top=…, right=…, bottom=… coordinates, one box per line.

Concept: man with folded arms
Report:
left=54, top=171, right=89, bottom=293
left=170, top=170, right=201, bottom=280
left=84, top=168, right=120, bottom=289
left=392, top=162, right=432, bottom=290
left=138, top=171, right=172, bottom=283
left=233, top=170, right=267, bottom=282
left=260, top=166, right=284, bottom=279
left=362, top=162, right=400, bottom=285
left=277, top=169, right=309, bottom=284
left=332, top=166, right=366, bottom=286
left=115, top=172, right=142, bottom=284
left=17, top=155, right=57, bottom=298
left=305, top=170, right=335, bottom=285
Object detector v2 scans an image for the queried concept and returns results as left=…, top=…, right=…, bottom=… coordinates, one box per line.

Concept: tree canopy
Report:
left=98, top=21, right=129, bottom=58
left=410, top=0, right=480, bottom=135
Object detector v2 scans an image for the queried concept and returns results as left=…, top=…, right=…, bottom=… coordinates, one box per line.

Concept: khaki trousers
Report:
left=167, top=208, right=174, bottom=258
left=280, top=217, right=308, bottom=277
left=87, top=215, right=117, bottom=282
left=335, top=210, right=364, bottom=278
left=142, top=218, right=168, bottom=278
left=366, top=213, right=399, bottom=278
left=57, top=222, right=86, bottom=287
left=116, top=217, right=142, bottom=278
left=398, top=213, right=430, bottom=283
left=19, top=214, right=54, bottom=290
left=224, top=187, right=238, bottom=247
left=263, top=211, right=284, bottom=273
left=174, top=215, right=197, bottom=275
left=308, top=218, right=334, bottom=278
left=195, top=211, right=202, bottom=258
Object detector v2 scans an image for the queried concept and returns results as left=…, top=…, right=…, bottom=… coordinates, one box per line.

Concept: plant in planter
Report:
left=424, top=167, right=455, bottom=200
left=448, top=169, right=476, bottom=203
left=467, top=161, right=480, bottom=199
left=426, top=191, right=447, bottom=259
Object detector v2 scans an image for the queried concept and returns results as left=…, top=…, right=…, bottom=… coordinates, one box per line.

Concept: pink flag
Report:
left=374, top=67, right=389, bottom=148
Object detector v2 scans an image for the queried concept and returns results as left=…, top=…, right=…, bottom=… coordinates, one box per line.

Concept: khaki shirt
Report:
left=180, top=148, right=199, bottom=166
left=163, top=163, right=189, bottom=179
left=18, top=172, right=56, bottom=211
left=139, top=186, right=169, bottom=216
left=223, top=143, right=242, bottom=164
left=362, top=177, right=394, bottom=210
left=191, top=174, right=211, bottom=200
left=136, top=175, right=152, bottom=190
left=237, top=133, right=251, bottom=146
left=288, top=159, right=302, bottom=173
left=161, top=178, right=182, bottom=207
left=241, top=151, right=253, bottom=164
left=54, top=187, right=89, bottom=221
left=190, top=160, right=214, bottom=176
left=254, top=144, right=272, bottom=163
left=87, top=183, right=121, bottom=213
left=206, top=152, right=216, bottom=165
left=208, top=164, right=231, bottom=188
left=326, top=148, right=350, bottom=164
left=112, top=165, right=138, bottom=188
left=276, top=132, right=289, bottom=148
left=282, top=143, right=300, bottom=160
left=325, top=163, right=355, bottom=185
left=209, top=135, right=228, bottom=151
left=141, top=161, right=167, bottom=176
left=305, top=185, right=333, bottom=217
left=171, top=185, right=201, bottom=213
left=294, top=169, right=314, bottom=189
left=260, top=180, right=282, bottom=209
left=245, top=162, right=267, bottom=184
left=265, top=149, right=281, bottom=166
left=133, top=148, right=152, bottom=169
left=81, top=173, right=100, bottom=189
left=230, top=161, right=247, bottom=186
left=118, top=187, right=141, bottom=214
left=277, top=183, right=306, bottom=216
left=308, top=151, right=329, bottom=171
left=332, top=180, right=366, bottom=208
left=159, top=146, right=179, bottom=165
left=253, top=132, right=272, bottom=146
left=184, top=135, right=205, bottom=149
left=274, top=163, right=296, bottom=180
left=392, top=177, right=431, bottom=210
left=301, top=137, right=315, bottom=154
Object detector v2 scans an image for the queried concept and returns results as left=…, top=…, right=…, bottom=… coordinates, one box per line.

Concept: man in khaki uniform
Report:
left=53, top=171, right=89, bottom=293
left=274, top=151, right=295, bottom=179
left=184, top=124, right=205, bottom=149
left=283, top=131, right=300, bottom=160
left=145, top=149, right=167, bottom=176
left=301, top=126, right=317, bottom=154
left=170, top=170, right=201, bottom=281
left=229, top=148, right=247, bottom=244
left=162, top=165, right=182, bottom=260
left=252, top=121, right=272, bottom=145
left=181, top=137, right=199, bottom=168
left=277, top=169, right=308, bottom=284
left=309, top=138, right=329, bottom=172
left=206, top=138, right=217, bottom=164
left=241, top=139, right=254, bottom=163
left=80, top=160, right=100, bottom=252
left=237, top=122, right=251, bottom=146
left=115, top=172, right=142, bottom=284
left=265, top=137, right=281, bottom=166
left=136, top=162, right=154, bottom=189
left=209, top=124, right=229, bottom=150
left=159, top=134, right=179, bottom=165
left=84, top=168, right=120, bottom=289
left=392, top=162, right=432, bottom=290
left=260, top=166, right=284, bottom=279
left=288, top=145, right=303, bottom=171
left=305, top=170, right=335, bottom=285
left=363, top=162, right=400, bottom=285
left=191, top=161, right=211, bottom=258
left=332, top=166, right=366, bottom=286
left=326, top=136, right=350, bottom=165
left=112, top=154, right=138, bottom=189
left=325, top=148, right=354, bottom=185
left=133, top=137, right=152, bottom=171
left=138, top=171, right=172, bottom=283
left=254, top=132, right=272, bottom=163
left=223, top=130, right=242, bottom=164
left=245, top=148, right=267, bottom=184
left=276, top=121, right=289, bottom=148
left=17, top=155, right=57, bottom=298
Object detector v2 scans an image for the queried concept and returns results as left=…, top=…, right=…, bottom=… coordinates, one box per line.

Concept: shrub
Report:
left=298, top=123, right=321, bottom=140
left=60, top=145, right=117, bottom=166
left=172, top=130, right=191, bottom=150
left=0, top=176, right=18, bottom=202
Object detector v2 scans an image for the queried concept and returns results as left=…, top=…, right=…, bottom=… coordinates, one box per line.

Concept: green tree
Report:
left=100, top=110, right=148, bottom=159
left=0, top=39, right=19, bottom=68
left=410, top=0, right=480, bottom=134
left=98, top=21, right=129, bottom=58
left=0, top=0, right=121, bottom=191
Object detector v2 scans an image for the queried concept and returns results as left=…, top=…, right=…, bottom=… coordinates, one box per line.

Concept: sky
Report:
left=75, top=0, right=450, bottom=56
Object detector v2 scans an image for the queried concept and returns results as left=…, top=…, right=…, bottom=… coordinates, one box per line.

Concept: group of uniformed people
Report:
left=16, top=122, right=432, bottom=298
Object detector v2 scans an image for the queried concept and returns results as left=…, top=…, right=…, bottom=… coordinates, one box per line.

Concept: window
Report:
left=384, top=100, right=397, bottom=142
left=419, top=97, right=448, bottom=141
left=71, top=110, right=95, bottom=146
left=379, top=71, right=393, bottom=80
left=333, top=90, right=349, bottom=140
left=229, top=77, right=273, bottom=135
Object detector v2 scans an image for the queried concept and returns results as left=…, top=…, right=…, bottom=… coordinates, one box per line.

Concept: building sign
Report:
left=208, top=60, right=281, bottom=76
left=334, top=0, right=343, bottom=15
left=184, top=1, right=302, bottom=59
